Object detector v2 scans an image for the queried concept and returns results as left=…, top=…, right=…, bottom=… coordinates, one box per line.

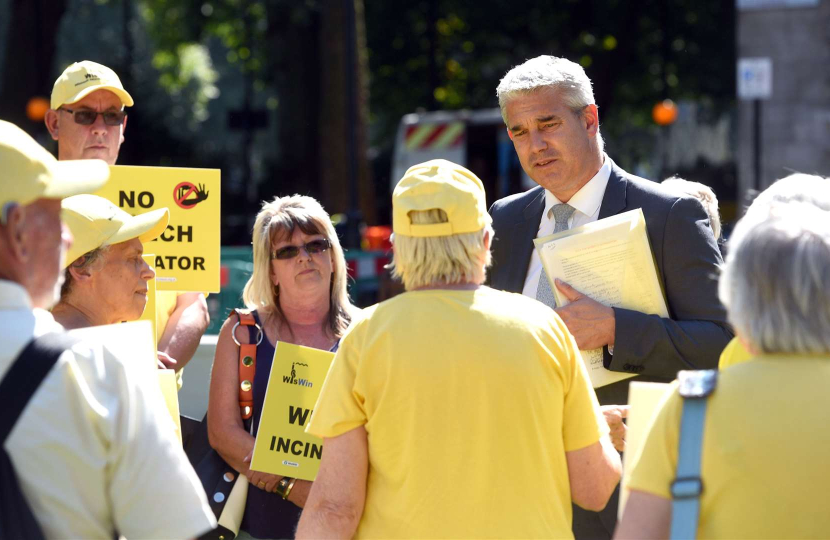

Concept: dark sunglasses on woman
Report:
left=270, top=238, right=331, bottom=260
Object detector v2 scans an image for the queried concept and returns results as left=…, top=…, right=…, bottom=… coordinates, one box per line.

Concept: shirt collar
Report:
left=544, top=155, right=611, bottom=219
left=0, top=280, right=33, bottom=311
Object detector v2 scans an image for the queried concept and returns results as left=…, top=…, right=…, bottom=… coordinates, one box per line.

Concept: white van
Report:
left=390, top=109, right=534, bottom=204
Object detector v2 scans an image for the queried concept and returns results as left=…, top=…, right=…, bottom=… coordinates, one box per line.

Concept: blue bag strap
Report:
left=670, top=369, right=718, bottom=540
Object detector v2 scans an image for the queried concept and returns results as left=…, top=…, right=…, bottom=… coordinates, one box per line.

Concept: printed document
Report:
left=534, top=208, right=669, bottom=387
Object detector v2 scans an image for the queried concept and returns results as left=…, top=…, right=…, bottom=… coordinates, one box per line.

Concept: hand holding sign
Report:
left=250, top=343, right=335, bottom=481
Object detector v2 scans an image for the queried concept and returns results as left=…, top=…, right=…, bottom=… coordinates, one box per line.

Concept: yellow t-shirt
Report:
left=307, top=287, right=607, bottom=539
left=627, top=356, right=830, bottom=538
left=718, top=336, right=753, bottom=369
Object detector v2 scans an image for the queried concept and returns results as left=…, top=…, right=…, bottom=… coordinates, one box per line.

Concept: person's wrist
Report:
left=276, top=476, right=295, bottom=499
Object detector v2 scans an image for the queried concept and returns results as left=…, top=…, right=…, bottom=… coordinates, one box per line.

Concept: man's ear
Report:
left=121, top=114, right=128, bottom=143
left=506, top=127, right=513, bottom=141
left=483, top=229, right=492, bottom=251
left=583, top=104, right=600, bottom=137
left=44, top=109, right=60, bottom=141
left=0, top=204, right=27, bottom=263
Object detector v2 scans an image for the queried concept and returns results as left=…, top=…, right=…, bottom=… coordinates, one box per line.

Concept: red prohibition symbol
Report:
left=174, top=182, right=210, bottom=209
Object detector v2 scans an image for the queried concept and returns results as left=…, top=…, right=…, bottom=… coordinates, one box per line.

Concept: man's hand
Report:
left=601, top=405, right=629, bottom=452
left=554, top=279, right=616, bottom=350
left=157, top=351, right=178, bottom=370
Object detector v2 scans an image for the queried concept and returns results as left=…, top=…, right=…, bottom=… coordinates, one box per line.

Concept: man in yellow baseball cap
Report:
left=0, top=119, right=109, bottom=309
left=44, top=60, right=133, bottom=165
left=51, top=194, right=169, bottom=330
left=44, top=59, right=210, bottom=376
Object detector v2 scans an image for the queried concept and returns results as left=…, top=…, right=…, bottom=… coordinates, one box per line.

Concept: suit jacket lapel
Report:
left=505, top=188, right=545, bottom=293
left=598, top=160, right=628, bottom=219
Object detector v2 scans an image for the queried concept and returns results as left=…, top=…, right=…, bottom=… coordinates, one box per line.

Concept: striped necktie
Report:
left=535, top=203, right=576, bottom=308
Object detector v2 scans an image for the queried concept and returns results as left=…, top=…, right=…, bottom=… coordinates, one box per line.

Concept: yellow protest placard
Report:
left=158, top=370, right=183, bottom=445
left=618, top=381, right=673, bottom=518
left=139, top=254, right=158, bottom=345
left=94, top=165, right=220, bottom=293
left=250, top=343, right=335, bottom=481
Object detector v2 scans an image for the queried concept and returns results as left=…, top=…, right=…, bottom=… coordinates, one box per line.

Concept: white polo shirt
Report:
left=0, top=280, right=216, bottom=539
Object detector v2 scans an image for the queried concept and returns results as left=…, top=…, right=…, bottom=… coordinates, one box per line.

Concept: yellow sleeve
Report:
left=305, top=322, right=367, bottom=438
left=556, top=320, right=610, bottom=452
left=626, top=383, right=683, bottom=499
left=719, top=337, right=754, bottom=370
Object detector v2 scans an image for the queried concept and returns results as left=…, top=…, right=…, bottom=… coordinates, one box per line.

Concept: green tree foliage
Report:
left=365, top=0, right=734, bottom=152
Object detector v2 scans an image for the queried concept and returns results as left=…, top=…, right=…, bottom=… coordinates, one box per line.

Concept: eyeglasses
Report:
left=270, top=238, right=331, bottom=260
left=60, top=107, right=127, bottom=126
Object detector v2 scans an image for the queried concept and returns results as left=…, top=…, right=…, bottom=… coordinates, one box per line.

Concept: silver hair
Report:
left=60, top=245, right=110, bottom=299
left=496, top=55, right=604, bottom=153
left=750, top=173, right=830, bottom=213
left=719, top=201, right=830, bottom=355
left=662, top=176, right=721, bottom=240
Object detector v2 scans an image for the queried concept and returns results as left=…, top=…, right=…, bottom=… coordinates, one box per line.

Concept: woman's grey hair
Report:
left=242, top=194, right=354, bottom=339
left=59, top=245, right=110, bottom=299
left=496, top=55, right=604, bottom=153
left=719, top=201, right=830, bottom=355
left=749, top=173, right=830, bottom=213
left=662, top=176, right=721, bottom=240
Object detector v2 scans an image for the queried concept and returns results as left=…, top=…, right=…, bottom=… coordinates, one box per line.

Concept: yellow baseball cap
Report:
left=393, top=159, right=492, bottom=237
left=62, top=194, right=169, bottom=267
left=51, top=60, right=134, bottom=110
left=0, top=120, right=109, bottom=210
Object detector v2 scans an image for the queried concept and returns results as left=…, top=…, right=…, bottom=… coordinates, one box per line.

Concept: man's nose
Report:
left=90, top=112, right=108, bottom=134
left=528, top=129, right=547, bottom=153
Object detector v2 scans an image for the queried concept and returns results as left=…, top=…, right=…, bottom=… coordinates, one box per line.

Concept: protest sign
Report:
left=250, top=343, right=335, bottom=481
left=158, top=370, right=183, bottom=445
left=94, top=165, right=220, bottom=293
left=618, top=381, right=673, bottom=518
left=139, top=254, right=158, bottom=345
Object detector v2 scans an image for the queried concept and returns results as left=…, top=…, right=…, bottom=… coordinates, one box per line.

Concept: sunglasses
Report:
left=270, top=238, right=331, bottom=260
left=60, top=107, right=127, bottom=126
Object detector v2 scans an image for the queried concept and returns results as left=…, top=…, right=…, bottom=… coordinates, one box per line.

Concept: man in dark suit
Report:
left=489, top=55, right=733, bottom=539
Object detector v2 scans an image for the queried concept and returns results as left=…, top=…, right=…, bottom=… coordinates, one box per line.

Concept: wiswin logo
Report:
left=282, top=362, right=313, bottom=388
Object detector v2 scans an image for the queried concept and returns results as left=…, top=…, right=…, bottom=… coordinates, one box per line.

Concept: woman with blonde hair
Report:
left=208, top=194, right=356, bottom=539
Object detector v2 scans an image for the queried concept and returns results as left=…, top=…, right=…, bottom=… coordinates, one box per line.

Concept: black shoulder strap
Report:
left=0, top=333, right=77, bottom=443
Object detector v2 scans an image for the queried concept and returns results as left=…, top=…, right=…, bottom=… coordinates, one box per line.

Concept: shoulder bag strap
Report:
left=229, top=310, right=261, bottom=421
left=0, top=333, right=76, bottom=443
left=670, top=369, right=718, bottom=540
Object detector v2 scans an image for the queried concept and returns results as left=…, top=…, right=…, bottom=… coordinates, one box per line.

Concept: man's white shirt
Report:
left=521, top=157, right=611, bottom=298
left=0, top=280, right=215, bottom=539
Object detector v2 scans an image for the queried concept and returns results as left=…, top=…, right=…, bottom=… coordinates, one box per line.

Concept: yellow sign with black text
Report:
left=139, top=254, right=158, bottom=345
left=250, top=343, right=334, bottom=481
left=94, top=165, right=220, bottom=292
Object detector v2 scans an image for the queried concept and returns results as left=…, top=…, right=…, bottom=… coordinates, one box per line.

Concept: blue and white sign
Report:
left=737, top=58, right=773, bottom=100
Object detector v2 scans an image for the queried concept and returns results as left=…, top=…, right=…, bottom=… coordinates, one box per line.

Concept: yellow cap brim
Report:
left=60, top=85, right=134, bottom=108
left=42, top=159, right=110, bottom=200
left=109, top=207, right=170, bottom=246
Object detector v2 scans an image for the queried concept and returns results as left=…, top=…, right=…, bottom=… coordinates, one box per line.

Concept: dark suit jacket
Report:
left=488, top=160, right=733, bottom=537
left=489, top=160, right=732, bottom=404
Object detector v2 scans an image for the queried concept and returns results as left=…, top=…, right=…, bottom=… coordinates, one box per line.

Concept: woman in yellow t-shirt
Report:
left=616, top=178, right=830, bottom=539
